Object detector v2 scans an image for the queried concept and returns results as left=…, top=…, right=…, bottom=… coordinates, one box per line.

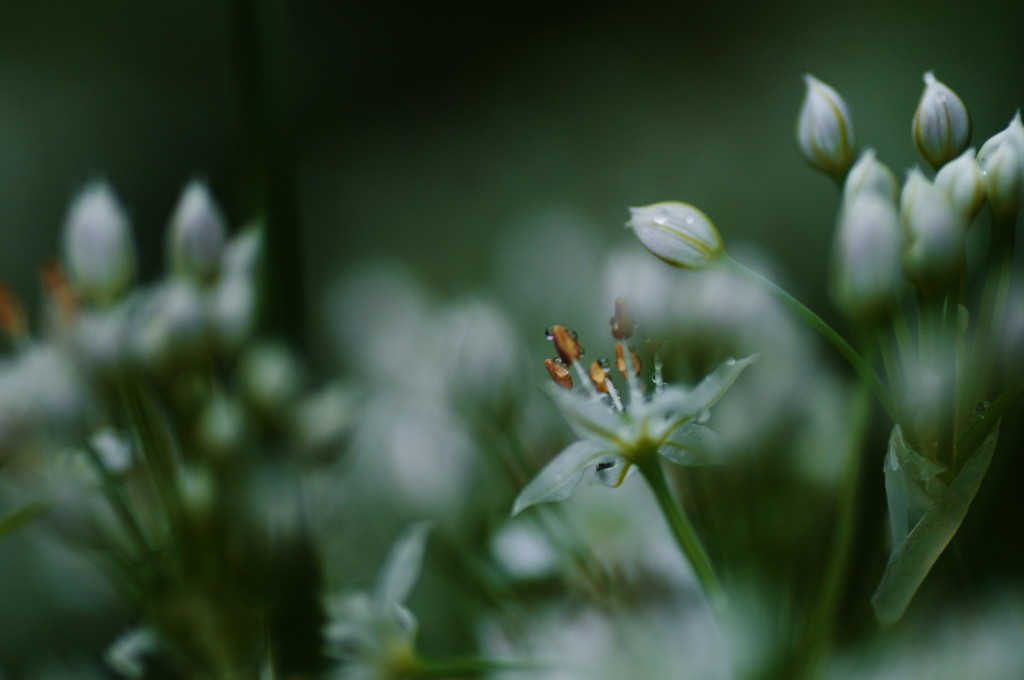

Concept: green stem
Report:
left=0, top=501, right=48, bottom=539
left=719, top=255, right=896, bottom=421
left=800, top=375, right=873, bottom=679
left=637, top=455, right=723, bottom=610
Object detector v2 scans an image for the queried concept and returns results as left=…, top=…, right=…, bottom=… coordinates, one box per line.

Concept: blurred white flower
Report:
left=62, top=182, right=136, bottom=306
left=167, top=181, right=227, bottom=283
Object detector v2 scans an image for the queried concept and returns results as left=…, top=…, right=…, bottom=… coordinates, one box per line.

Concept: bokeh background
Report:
left=3, top=0, right=1024, bottom=349
left=2, top=0, right=1024, bottom=675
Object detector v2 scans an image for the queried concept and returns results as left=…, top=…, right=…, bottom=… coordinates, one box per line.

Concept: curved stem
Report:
left=719, top=255, right=896, bottom=421
left=637, top=455, right=724, bottom=611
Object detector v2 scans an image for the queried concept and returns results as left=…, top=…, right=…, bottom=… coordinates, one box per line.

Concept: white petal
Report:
left=546, top=384, right=623, bottom=443
left=374, top=521, right=432, bottom=609
left=658, top=424, right=724, bottom=466
left=669, top=354, right=759, bottom=418
left=512, top=440, right=611, bottom=516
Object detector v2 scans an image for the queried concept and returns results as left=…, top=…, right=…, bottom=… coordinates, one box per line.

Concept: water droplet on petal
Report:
left=696, top=409, right=711, bottom=424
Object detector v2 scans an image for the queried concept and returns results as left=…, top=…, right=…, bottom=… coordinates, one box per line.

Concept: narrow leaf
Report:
left=0, top=501, right=47, bottom=539
left=871, top=424, right=998, bottom=626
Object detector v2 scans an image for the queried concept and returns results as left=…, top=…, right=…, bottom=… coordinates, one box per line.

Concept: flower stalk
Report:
left=636, top=453, right=723, bottom=610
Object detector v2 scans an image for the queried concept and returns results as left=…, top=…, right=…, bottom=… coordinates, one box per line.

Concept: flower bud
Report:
left=913, top=72, right=971, bottom=169
left=168, top=181, right=227, bottom=283
left=977, top=111, right=1024, bottom=220
left=796, top=74, right=857, bottom=179
left=900, top=169, right=964, bottom=291
left=63, top=182, right=136, bottom=305
left=627, top=201, right=724, bottom=269
left=843, top=149, right=899, bottom=205
left=833, top=192, right=902, bottom=319
left=933, top=148, right=985, bottom=224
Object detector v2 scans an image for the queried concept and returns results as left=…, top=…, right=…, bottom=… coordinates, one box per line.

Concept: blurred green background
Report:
left=2, top=1, right=1024, bottom=674
left=3, top=0, right=1023, bottom=349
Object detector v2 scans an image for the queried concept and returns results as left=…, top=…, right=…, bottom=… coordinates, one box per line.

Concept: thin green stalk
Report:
left=800, top=375, right=873, bottom=679
left=637, top=455, right=723, bottom=611
left=83, top=441, right=153, bottom=555
left=718, top=256, right=896, bottom=421
left=0, top=501, right=48, bottom=538
left=968, top=215, right=1016, bottom=424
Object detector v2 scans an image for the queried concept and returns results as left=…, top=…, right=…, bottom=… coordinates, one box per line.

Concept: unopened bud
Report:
left=63, top=183, right=136, bottom=305
left=833, top=192, right=902, bottom=319
left=934, top=148, right=985, bottom=224
left=168, top=181, right=227, bottom=283
left=977, top=111, right=1024, bottom=220
left=627, top=202, right=724, bottom=270
left=913, top=72, right=971, bottom=170
left=843, top=149, right=899, bottom=205
left=900, top=169, right=964, bottom=291
left=796, top=74, right=857, bottom=179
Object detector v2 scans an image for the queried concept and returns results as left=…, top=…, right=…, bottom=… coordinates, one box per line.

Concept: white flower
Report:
left=324, top=523, right=431, bottom=680
left=512, top=351, right=756, bottom=517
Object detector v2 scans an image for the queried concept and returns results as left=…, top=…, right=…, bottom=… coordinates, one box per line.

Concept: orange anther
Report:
left=588, top=361, right=609, bottom=393
left=549, top=324, right=583, bottom=365
left=544, top=357, right=573, bottom=389
left=0, top=282, right=26, bottom=338
left=609, top=297, right=634, bottom=339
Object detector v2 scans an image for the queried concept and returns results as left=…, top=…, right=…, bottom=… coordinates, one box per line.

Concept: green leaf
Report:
left=871, top=424, right=998, bottom=627
left=0, top=501, right=47, bottom=539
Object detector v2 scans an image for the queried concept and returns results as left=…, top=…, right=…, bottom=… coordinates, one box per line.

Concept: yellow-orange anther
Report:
left=544, top=358, right=573, bottom=389
left=609, top=297, right=634, bottom=339
left=614, top=344, right=642, bottom=378
left=550, top=324, right=583, bottom=365
left=588, top=361, right=609, bottom=393
left=0, top=283, right=26, bottom=338
left=39, top=260, right=77, bottom=324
